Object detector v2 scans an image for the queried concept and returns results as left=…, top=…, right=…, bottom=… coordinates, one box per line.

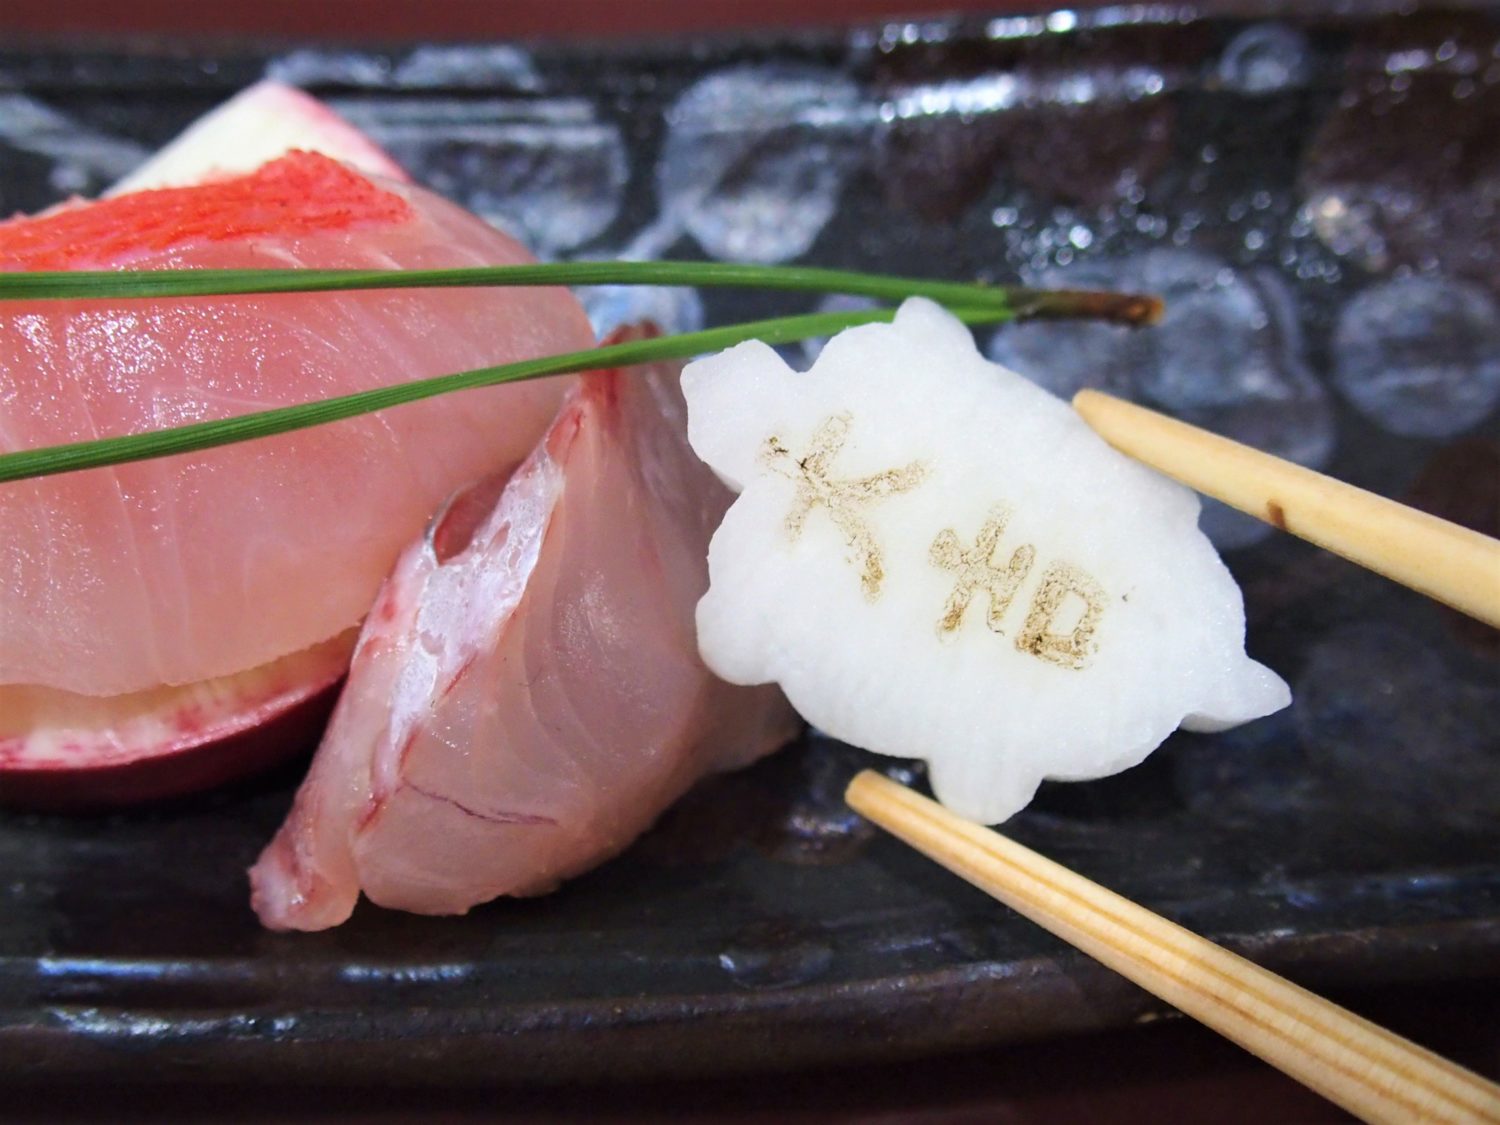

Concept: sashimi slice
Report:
left=109, top=81, right=408, bottom=196
left=250, top=337, right=800, bottom=931
left=0, top=151, right=595, bottom=699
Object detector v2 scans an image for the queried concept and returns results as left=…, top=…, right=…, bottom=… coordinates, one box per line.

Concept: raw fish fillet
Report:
left=0, top=152, right=593, bottom=698
left=108, top=80, right=408, bottom=195
left=251, top=341, right=799, bottom=930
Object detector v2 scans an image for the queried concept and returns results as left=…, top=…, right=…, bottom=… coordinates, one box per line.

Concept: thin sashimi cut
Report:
left=250, top=336, right=800, bottom=931
left=108, top=80, right=408, bottom=196
left=4, top=90, right=437, bottom=807
left=0, top=151, right=594, bottom=700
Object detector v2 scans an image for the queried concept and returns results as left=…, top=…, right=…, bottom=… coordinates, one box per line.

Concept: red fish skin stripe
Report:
left=0, top=151, right=412, bottom=270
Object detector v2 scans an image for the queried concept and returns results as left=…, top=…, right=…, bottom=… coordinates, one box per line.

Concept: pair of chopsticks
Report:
left=848, top=392, right=1500, bottom=1124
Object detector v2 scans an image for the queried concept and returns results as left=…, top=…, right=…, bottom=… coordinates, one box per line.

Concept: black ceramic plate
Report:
left=2, top=5, right=1498, bottom=1085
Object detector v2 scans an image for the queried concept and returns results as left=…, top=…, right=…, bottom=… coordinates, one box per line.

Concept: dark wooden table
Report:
left=2, top=0, right=1022, bottom=42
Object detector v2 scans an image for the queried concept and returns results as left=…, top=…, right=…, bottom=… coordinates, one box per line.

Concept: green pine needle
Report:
left=0, top=261, right=1158, bottom=321
left=0, top=306, right=974, bottom=484
left=0, top=262, right=1162, bottom=484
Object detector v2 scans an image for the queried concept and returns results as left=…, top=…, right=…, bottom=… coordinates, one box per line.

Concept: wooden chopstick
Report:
left=1071, top=390, right=1500, bottom=630
left=846, top=770, right=1500, bottom=1125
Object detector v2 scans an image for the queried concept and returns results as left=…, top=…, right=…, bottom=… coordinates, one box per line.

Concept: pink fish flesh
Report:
left=0, top=152, right=593, bottom=699
left=250, top=340, right=800, bottom=929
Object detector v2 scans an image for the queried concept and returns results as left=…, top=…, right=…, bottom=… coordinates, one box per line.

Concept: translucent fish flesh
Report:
left=108, top=80, right=409, bottom=195
left=0, top=151, right=593, bottom=700
left=251, top=342, right=798, bottom=930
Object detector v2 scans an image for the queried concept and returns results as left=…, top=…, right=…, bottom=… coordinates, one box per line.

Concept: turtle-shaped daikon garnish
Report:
left=682, top=298, right=1289, bottom=824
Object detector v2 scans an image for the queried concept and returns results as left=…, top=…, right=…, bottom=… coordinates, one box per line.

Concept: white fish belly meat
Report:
left=682, top=298, right=1290, bottom=825
left=250, top=342, right=800, bottom=930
